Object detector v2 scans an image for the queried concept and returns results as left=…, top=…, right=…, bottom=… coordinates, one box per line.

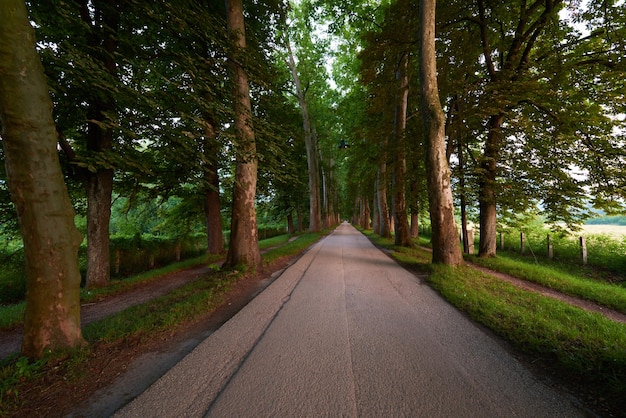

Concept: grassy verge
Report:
left=468, top=253, right=626, bottom=313
left=262, top=232, right=323, bottom=265
left=259, top=234, right=293, bottom=250
left=0, top=253, right=223, bottom=331
left=364, top=231, right=626, bottom=414
left=0, top=230, right=326, bottom=413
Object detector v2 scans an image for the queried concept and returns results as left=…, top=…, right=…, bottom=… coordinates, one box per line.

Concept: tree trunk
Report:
left=84, top=170, right=113, bottom=288
left=419, top=0, right=463, bottom=266
left=478, top=114, right=503, bottom=257
left=363, top=196, right=371, bottom=230
left=203, top=120, right=224, bottom=254
left=286, top=41, right=323, bottom=232
left=224, top=0, right=261, bottom=269
left=287, top=212, right=295, bottom=234
left=0, top=0, right=85, bottom=358
left=377, top=167, right=392, bottom=238
left=458, top=133, right=470, bottom=254
left=410, top=180, right=419, bottom=238
left=393, top=52, right=412, bottom=247
left=81, top=0, right=119, bottom=288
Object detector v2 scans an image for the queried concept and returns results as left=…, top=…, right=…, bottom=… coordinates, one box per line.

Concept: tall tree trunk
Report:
left=286, top=41, right=322, bottom=232
left=478, top=114, right=503, bottom=257
left=393, top=52, right=412, bottom=247
left=0, top=0, right=85, bottom=358
left=419, top=0, right=463, bottom=265
left=81, top=0, right=119, bottom=288
left=458, top=134, right=470, bottom=254
left=410, top=180, right=420, bottom=238
left=224, top=0, right=261, bottom=269
left=203, top=120, right=224, bottom=254
left=287, top=212, right=295, bottom=234
left=363, top=196, right=371, bottom=230
left=372, top=191, right=380, bottom=234
left=377, top=167, right=392, bottom=238
left=84, top=169, right=113, bottom=288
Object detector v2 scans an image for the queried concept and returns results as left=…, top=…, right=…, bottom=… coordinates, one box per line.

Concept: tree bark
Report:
left=393, top=52, right=413, bottom=247
left=0, top=0, right=85, bottom=358
left=376, top=167, right=392, bottom=238
left=80, top=0, right=119, bottom=288
left=419, top=0, right=463, bottom=265
left=478, top=114, right=503, bottom=257
left=410, top=180, right=420, bottom=238
left=224, top=0, right=261, bottom=269
left=286, top=41, right=323, bottom=232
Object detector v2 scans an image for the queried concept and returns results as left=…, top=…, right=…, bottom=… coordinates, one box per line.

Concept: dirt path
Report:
left=0, top=237, right=302, bottom=361
left=469, top=263, right=626, bottom=324
left=0, top=263, right=213, bottom=360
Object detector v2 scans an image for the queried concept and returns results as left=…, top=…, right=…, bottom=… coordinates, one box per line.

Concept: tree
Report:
left=224, top=0, right=262, bottom=269
left=0, top=0, right=84, bottom=358
left=286, top=39, right=323, bottom=232
left=418, top=0, right=463, bottom=265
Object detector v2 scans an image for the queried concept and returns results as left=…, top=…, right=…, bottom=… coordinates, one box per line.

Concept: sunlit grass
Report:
left=469, top=254, right=626, bottom=313
left=259, top=233, right=293, bottom=250
left=262, top=232, right=323, bottom=265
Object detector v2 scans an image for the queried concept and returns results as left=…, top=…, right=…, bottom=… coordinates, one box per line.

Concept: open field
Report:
left=581, top=224, right=626, bottom=238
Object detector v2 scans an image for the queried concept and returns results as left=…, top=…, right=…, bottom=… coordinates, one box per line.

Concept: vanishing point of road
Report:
left=115, top=222, right=585, bottom=417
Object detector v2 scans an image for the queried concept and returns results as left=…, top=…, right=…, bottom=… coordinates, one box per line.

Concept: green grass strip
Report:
left=82, top=271, right=239, bottom=342
left=262, top=232, right=323, bottom=265
left=469, top=254, right=626, bottom=313
left=428, top=263, right=626, bottom=395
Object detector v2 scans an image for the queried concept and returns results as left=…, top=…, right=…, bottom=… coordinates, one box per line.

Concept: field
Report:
left=581, top=224, right=626, bottom=238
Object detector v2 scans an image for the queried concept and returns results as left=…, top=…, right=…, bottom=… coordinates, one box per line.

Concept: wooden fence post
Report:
left=547, top=234, right=553, bottom=259
left=467, top=229, right=474, bottom=254
left=520, top=232, right=526, bottom=254
left=500, top=232, right=505, bottom=251
left=580, top=236, right=587, bottom=265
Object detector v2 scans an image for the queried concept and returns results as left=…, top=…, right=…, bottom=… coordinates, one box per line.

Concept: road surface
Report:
left=116, top=222, right=584, bottom=417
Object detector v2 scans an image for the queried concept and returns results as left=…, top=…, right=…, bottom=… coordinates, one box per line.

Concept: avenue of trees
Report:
left=0, top=0, right=624, bottom=358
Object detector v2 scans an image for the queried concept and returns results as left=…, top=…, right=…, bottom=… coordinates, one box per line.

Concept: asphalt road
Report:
left=115, top=222, right=585, bottom=417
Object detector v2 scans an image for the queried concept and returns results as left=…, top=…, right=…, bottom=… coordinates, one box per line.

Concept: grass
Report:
left=428, top=264, right=626, bottom=385
left=0, top=253, right=223, bottom=331
left=259, top=233, right=293, bottom=250
left=468, top=253, right=626, bottom=313
left=362, top=229, right=626, bottom=413
left=262, top=232, right=323, bottom=265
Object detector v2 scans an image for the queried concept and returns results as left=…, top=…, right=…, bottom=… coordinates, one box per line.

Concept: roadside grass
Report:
left=0, top=231, right=325, bottom=413
left=259, top=233, right=292, bottom=250
left=0, top=253, right=223, bottom=331
left=468, top=253, right=626, bottom=314
left=362, top=230, right=626, bottom=413
left=262, top=232, right=323, bottom=265
left=428, top=264, right=626, bottom=398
